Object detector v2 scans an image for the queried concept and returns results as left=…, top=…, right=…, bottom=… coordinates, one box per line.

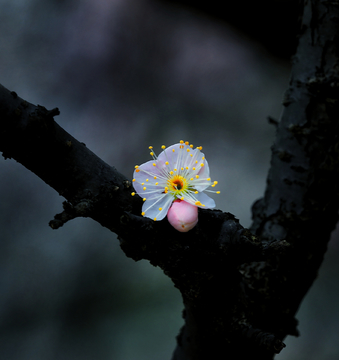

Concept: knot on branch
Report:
left=218, top=219, right=263, bottom=262
left=49, top=200, right=92, bottom=229
left=236, top=322, right=286, bottom=354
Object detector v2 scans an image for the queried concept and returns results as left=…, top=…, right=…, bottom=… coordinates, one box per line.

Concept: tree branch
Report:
left=0, top=1, right=338, bottom=359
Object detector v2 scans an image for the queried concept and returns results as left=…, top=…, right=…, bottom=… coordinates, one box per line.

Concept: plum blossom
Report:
left=131, top=140, right=219, bottom=225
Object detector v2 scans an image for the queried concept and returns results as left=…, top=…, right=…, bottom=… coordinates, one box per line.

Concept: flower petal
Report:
left=142, top=194, right=174, bottom=220
left=185, top=191, right=215, bottom=209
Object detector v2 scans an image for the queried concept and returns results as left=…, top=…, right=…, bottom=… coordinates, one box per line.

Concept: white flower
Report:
left=131, top=140, right=220, bottom=221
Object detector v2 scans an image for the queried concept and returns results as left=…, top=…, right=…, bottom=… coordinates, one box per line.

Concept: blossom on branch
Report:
left=131, top=141, right=219, bottom=230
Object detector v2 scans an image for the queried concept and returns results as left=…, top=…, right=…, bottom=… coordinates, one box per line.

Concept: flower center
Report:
left=168, top=175, right=187, bottom=193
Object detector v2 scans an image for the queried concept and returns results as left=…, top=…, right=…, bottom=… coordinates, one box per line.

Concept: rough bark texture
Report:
left=0, top=1, right=338, bottom=360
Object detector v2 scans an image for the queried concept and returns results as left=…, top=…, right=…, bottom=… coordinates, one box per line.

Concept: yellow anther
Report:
left=186, top=167, right=189, bottom=170
left=181, top=167, right=184, bottom=171
left=161, top=145, right=166, bottom=149
left=165, top=161, right=169, bottom=165
left=170, top=171, right=174, bottom=175
left=153, top=163, right=156, bottom=166
left=190, top=144, right=193, bottom=148
left=136, top=169, right=140, bottom=173
left=149, top=146, right=153, bottom=149
left=214, top=181, right=218, bottom=184
left=164, top=190, right=168, bottom=193
left=146, top=179, right=149, bottom=182
left=131, top=192, right=135, bottom=196
left=150, top=152, right=154, bottom=156
left=195, top=201, right=202, bottom=206
left=200, top=163, right=204, bottom=167
left=165, top=187, right=169, bottom=190
left=155, top=182, right=159, bottom=185
left=207, top=178, right=211, bottom=181
left=154, top=218, right=157, bottom=221
left=195, top=160, right=198, bottom=164
left=180, top=140, right=184, bottom=144
left=181, top=197, right=184, bottom=200
left=143, top=198, right=146, bottom=201
left=196, top=175, right=199, bottom=179
left=195, top=191, right=198, bottom=194
left=180, top=145, right=184, bottom=149
left=132, top=179, right=136, bottom=182
left=174, top=168, right=177, bottom=171
left=190, top=154, right=193, bottom=157
left=172, top=149, right=175, bottom=153
left=141, top=212, right=145, bottom=216
left=202, top=157, right=205, bottom=160
left=190, top=178, right=194, bottom=181
left=135, top=165, right=139, bottom=169
left=185, top=141, right=189, bottom=145
left=154, top=176, right=157, bottom=179
left=141, top=182, right=144, bottom=185
left=216, top=191, right=221, bottom=194
left=186, top=149, right=190, bottom=152
left=159, top=207, right=162, bottom=211
left=143, top=187, right=146, bottom=190
left=193, top=167, right=196, bottom=171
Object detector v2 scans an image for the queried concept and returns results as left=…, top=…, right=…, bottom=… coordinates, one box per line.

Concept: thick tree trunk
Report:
left=0, top=1, right=338, bottom=360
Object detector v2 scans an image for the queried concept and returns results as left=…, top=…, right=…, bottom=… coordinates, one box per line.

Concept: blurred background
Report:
left=0, top=0, right=338, bottom=359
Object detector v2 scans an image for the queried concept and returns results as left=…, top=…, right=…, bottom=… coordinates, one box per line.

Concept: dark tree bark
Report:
left=0, top=1, right=338, bottom=359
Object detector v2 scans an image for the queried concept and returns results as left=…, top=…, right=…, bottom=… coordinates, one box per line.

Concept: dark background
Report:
left=0, top=1, right=338, bottom=359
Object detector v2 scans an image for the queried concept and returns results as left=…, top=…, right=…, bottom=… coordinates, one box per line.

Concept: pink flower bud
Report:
left=167, top=200, right=198, bottom=232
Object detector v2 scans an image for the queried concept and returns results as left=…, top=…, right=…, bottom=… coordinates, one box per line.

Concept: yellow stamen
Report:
left=193, top=167, right=196, bottom=170
left=132, top=179, right=136, bottom=182
left=172, top=149, right=175, bottom=153
left=155, top=182, right=159, bottom=185
left=154, top=218, right=157, bottom=221
left=200, top=163, right=204, bottom=167
left=196, top=175, right=199, bottom=179
left=170, top=171, right=174, bottom=175
left=143, top=198, right=146, bottom=201
left=153, top=163, right=156, bottom=166
left=214, top=181, right=218, bottom=184
left=150, top=152, right=154, bottom=156
left=141, top=212, right=145, bottom=216
left=143, top=187, right=146, bottom=190
left=195, top=160, right=198, bottom=164
left=146, top=179, right=149, bottom=182
left=216, top=191, right=220, bottom=194
left=174, top=168, right=177, bottom=171
left=195, top=201, right=202, bottom=206
left=136, top=169, right=140, bottom=172
left=190, top=144, right=193, bottom=148
left=181, top=167, right=184, bottom=171
left=161, top=145, right=166, bottom=149
left=141, top=182, right=144, bottom=185
left=186, top=149, right=190, bottom=152
left=165, top=161, right=169, bottom=165
left=186, top=167, right=189, bottom=170
left=190, top=178, right=194, bottom=181
left=135, top=165, right=139, bottom=169
left=207, top=178, right=211, bottom=181
left=159, top=207, right=162, bottom=211
left=131, top=192, right=135, bottom=196
left=202, top=157, right=205, bottom=160
left=185, top=141, right=189, bottom=145
left=195, top=191, right=198, bottom=194
left=149, top=146, right=153, bottom=149
left=181, top=197, right=184, bottom=200
left=154, top=176, right=157, bottom=179
left=180, top=140, right=184, bottom=144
